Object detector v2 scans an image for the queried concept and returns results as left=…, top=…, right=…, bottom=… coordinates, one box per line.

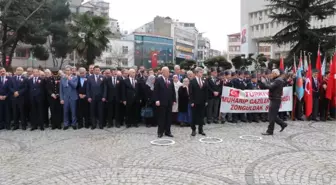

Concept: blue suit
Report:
left=0, top=76, right=11, bottom=129
left=10, top=75, right=28, bottom=128
left=60, top=76, right=78, bottom=127
left=28, top=77, right=45, bottom=129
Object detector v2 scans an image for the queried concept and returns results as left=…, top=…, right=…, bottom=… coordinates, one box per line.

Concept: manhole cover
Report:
left=199, top=137, right=223, bottom=144
left=239, top=135, right=262, bottom=141
left=150, top=139, right=175, bottom=146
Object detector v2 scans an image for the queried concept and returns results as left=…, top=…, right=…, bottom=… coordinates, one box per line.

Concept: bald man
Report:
left=153, top=67, right=176, bottom=138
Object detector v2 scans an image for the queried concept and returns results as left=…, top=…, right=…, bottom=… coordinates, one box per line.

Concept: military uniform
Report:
left=232, top=71, right=247, bottom=122
left=246, top=73, right=260, bottom=122
left=46, top=69, right=62, bottom=129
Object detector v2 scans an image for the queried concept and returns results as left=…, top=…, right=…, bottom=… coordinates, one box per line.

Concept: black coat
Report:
left=207, top=77, right=222, bottom=99
left=178, top=86, right=189, bottom=113
left=259, top=76, right=285, bottom=100
left=105, top=76, right=123, bottom=102
left=153, top=76, right=176, bottom=106
left=189, top=77, right=208, bottom=105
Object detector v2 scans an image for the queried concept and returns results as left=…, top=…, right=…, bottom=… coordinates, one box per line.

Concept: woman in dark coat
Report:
left=144, top=75, right=156, bottom=127
left=178, top=78, right=192, bottom=126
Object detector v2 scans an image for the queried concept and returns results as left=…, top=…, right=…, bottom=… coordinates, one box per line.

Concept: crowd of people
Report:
left=0, top=64, right=334, bottom=137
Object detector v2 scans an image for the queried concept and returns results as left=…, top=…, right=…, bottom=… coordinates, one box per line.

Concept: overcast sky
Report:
left=105, top=0, right=241, bottom=51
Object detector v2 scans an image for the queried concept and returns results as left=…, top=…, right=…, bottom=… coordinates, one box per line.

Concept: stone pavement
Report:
left=0, top=121, right=335, bottom=185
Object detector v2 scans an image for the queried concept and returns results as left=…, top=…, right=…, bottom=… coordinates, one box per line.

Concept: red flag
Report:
left=293, top=56, right=297, bottom=73
left=316, top=49, right=322, bottom=85
left=304, top=61, right=313, bottom=117
left=151, top=51, right=158, bottom=68
left=326, top=57, right=336, bottom=100
left=279, top=56, right=284, bottom=70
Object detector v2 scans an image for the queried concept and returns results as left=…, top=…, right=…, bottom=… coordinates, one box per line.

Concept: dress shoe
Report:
left=99, top=126, right=104, bottom=129
left=72, top=126, right=77, bottom=130
left=261, top=132, right=273, bottom=136
left=221, top=120, right=226, bottom=124
left=280, top=123, right=287, bottom=132
left=158, top=134, right=163, bottom=138
left=134, top=124, right=139, bottom=128
left=107, top=124, right=112, bottom=128
left=91, top=126, right=96, bottom=130
left=22, top=126, right=27, bottom=130
left=51, top=127, right=56, bottom=130
left=297, top=118, right=303, bottom=121
left=146, top=124, right=151, bottom=128
left=40, top=127, right=44, bottom=131
left=116, top=125, right=120, bottom=128
left=199, top=132, right=206, bottom=136
left=126, top=125, right=131, bottom=128
left=63, top=126, right=69, bottom=130
left=191, top=130, right=196, bottom=136
left=213, top=120, right=218, bottom=124
left=165, top=133, right=174, bottom=137
left=12, top=126, right=19, bottom=131
left=78, top=125, right=83, bottom=129
left=30, top=127, right=37, bottom=131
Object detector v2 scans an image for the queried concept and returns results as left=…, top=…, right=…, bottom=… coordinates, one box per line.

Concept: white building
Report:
left=68, top=0, right=84, bottom=13
left=209, top=49, right=221, bottom=58
left=226, top=33, right=241, bottom=61
left=240, top=0, right=336, bottom=58
left=197, top=33, right=210, bottom=62
left=96, top=39, right=134, bottom=68
left=79, top=0, right=109, bottom=17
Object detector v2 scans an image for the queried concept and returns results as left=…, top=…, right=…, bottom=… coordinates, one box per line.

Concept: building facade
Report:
left=197, top=33, right=211, bottom=62
left=226, top=33, right=241, bottom=61
left=134, top=16, right=198, bottom=63
left=123, top=33, right=174, bottom=68
left=240, top=0, right=336, bottom=58
left=209, top=49, right=221, bottom=58
left=96, top=39, right=134, bottom=68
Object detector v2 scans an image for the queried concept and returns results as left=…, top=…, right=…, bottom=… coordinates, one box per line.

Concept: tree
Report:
left=204, top=56, right=232, bottom=70
left=0, top=0, right=51, bottom=69
left=263, top=0, right=336, bottom=64
left=69, top=13, right=112, bottom=66
left=231, top=54, right=254, bottom=70
left=48, top=0, right=71, bottom=69
left=180, top=59, right=196, bottom=70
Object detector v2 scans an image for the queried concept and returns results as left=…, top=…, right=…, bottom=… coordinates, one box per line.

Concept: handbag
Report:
left=141, top=106, right=153, bottom=118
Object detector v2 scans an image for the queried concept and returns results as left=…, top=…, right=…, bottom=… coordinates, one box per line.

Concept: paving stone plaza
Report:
left=0, top=121, right=335, bottom=185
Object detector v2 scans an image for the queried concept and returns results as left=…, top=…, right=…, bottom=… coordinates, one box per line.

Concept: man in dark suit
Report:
left=123, top=69, right=141, bottom=128
left=0, top=67, right=11, bottom=130
left=106, top=70, right=123, bottom=128
left=153, top=67, right=176, bottom=138
left=28, top=69, right=45, bottom=131
left=207, top=67, right=221, bottom=124
left=46, top=68, right=62, bottom=130
left=86, top=66, right=106, bottom=129
left=311, top=69, right=320, bottom=121
left=190, top=67, right=208, bottom=136
left=10, top=67, right=28, bottom=130
left=77, top=67, right=90, bottom=129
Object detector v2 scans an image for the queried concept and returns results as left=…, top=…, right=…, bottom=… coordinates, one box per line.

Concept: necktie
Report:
left=166, top=79, right=169, bottom=88
left=95, top=75, right=97, bottom=82
left=34, top=78, right=36, bottom=84
left=199, top=78, right=203, bottom=88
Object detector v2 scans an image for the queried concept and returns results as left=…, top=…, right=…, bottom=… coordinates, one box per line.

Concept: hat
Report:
left=224, top=70, right=231, bottom=76
left=244, top=71, right=251, bottom=75
left=50, top=67, right=59, bottom=75
left=279, top=69, right=285, bottom=75
left=219, top=71, right=225, bottom=76
left=265, top=69, right=271, bottom=75
left=231, top=72, right=236, bottom=76
left=251, top=73, right=257, bottom=78
left=237, top=70, right=244, bottom=76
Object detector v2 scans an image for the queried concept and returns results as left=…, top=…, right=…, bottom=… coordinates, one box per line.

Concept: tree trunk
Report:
left=59, top=58, right=64, bottom=69
left=8, top=38, right=19, bottom=70
left=1, top=24, right=8, bottom=67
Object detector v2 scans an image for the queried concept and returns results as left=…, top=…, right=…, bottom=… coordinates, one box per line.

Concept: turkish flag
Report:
left=229, top=89, right=240, bottom=97
left=151, top=51, right=158, bottom=68
left=304, top=62, right=313, bottom=117
left=279, top=57, right=284, bottom=70
left=326, top=54, right=335, bottom=100
left=316, top=49, right=322, bottom=85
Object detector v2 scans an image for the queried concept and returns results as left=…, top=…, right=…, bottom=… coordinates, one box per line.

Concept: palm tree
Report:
left=69, top=13, right=112, bottom=66
left=263, top=0, right=336, bottom=63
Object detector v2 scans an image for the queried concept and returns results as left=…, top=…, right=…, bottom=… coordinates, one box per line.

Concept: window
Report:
left=271, top=22, right=274, bottom=28
left=260, top=24, right=264, bottom=30
left=15, top=48, right=27, bottom=58
left=122, top=46, right=128, bottom=54
left=106, top=58, right=112, bottom=65
left=265, top=24, right=269, bottom=29
left=256, top=25, right=259, bottom=30
left=121, top=58, right=128, bottom=66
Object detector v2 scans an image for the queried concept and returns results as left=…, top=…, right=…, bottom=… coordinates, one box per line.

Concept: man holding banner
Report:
left=259, top=69, right=288, bottom=136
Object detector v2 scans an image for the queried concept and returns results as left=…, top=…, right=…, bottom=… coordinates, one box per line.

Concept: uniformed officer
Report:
left=46, top=68, right=62, bottom=129
left=259, top=70, right=270, bottom=122
left=246, top=73, right=260, bottom=123
left=220, top=70, right=233, bottom=123
left=232, top=70, right=247, bottom=122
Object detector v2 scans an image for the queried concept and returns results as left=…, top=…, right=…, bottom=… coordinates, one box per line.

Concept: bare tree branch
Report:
left=0, top=0, right=47, bottom=49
